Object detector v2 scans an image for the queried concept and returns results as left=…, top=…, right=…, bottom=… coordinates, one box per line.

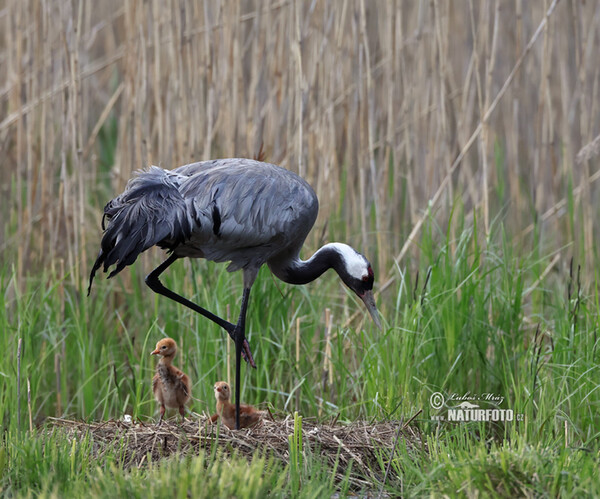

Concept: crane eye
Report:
left=362, top=275, right=369, bottom=282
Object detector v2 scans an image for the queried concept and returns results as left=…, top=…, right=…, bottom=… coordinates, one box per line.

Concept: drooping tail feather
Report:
left=88, top=167, right=194, bottom=295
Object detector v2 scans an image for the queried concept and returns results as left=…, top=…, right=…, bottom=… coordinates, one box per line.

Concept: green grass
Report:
left=2, top=210, right=600, bottom=497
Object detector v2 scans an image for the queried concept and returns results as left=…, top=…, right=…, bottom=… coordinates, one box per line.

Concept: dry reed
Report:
left=1, top=0, right=599, bottom=289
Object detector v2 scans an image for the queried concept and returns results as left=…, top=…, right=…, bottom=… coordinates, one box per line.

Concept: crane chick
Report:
left=151, top=338, right=191, bottom=424
left=210, top=381, right=263, bottom=430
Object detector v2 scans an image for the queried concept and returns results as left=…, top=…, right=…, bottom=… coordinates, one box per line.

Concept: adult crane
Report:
left=88, top=158, right=381, bottom=428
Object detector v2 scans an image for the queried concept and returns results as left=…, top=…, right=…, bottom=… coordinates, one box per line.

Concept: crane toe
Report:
left=242, top=339, right=256, bottom=368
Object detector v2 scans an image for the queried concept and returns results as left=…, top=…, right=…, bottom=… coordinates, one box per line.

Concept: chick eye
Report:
left=161, top=345, right=166, bottom=349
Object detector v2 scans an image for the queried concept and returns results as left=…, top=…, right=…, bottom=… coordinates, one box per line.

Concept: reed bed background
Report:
left=2, top=1, right=600, bottom=496
left=1, top=0, right=599, bottom=287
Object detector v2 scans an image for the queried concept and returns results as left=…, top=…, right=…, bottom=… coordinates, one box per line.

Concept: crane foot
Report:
left=243, top=339, right=257, bottom=368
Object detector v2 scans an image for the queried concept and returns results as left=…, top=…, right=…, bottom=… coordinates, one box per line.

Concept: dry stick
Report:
left=0, top=1, right=290, bottom=134
left=482, top=0, right=501, bottom=237
left=523, top=253, right=561, bottom=299
left=467, top=0, right=485, bottom=219
left=202, top=0, right=213, bottom=159
left=152, top=0, right=164, bottom=156
left=571, top=11, right=598, bottom=268
left=39, top=24, right=49, bottom=264
left=13, top=0, right=24, bottom=285
left=55, top=353, right=62, bottom=416
left=432, top=0, right=452, bottom=216
left=520, top=167, right=600, bottom=239
left=17, top=338, right=22, bottom=430
left=481, top=1, right=501, bottom=326
left=82, top=81, right=124, bottom=160
left=293, top=0, right=304, bottom=177
left=25, top=24, right=36, bottom=279
left=577, top=133, right=600, bottom=164
left=0, top=49, right=124, bottom=133
left=379, top=0, right=561, bottom=295
left=359, top=0, right=382, bottom=271
left=59, top=258, right=65, bottom=320
left=325, top=309, right=334, bottom=386
left=0, top=4, right=126, bottom=102
left=73, top=0, right=85, bottom=291
left=333, top=434, right=365, bottom=468
left=320, top=308, right=332, bottom=418
left=295, top=317, right=301, bottom=412
left=377, top=409, right=423, bottom=499
left=183, top=0, right=292, bottom=38
left=57, top=16, right=77, bottom=291
left=27, top=378, right=33, bottom=432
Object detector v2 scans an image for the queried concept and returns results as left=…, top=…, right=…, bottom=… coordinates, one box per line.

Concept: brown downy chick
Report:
left=151, top=338, right=191, bottom=424
left=210, top=381, right=263, bottom=430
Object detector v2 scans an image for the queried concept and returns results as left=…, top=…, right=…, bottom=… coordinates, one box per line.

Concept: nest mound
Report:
left=47, top=414, right=424, bottom=488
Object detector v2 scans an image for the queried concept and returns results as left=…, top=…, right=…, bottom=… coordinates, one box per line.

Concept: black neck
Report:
left=271, top=245, right=343, bottom=285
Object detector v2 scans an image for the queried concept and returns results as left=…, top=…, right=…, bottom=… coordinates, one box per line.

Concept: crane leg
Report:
left=145, top=255, right=256, bottom=368
left=233, top=287, right=251, bottom=430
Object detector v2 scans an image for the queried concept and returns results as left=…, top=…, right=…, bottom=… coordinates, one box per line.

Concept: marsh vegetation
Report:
left=1, top=1, right=599, bottom=496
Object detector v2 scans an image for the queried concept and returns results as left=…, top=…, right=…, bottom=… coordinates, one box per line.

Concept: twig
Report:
left=27, top=378, right=33, bottom=431
left=17, top=338, right=22, bottom=430
left=576, top=133, right=600, bottom=164
left=402, top=408, right=423, bottom=430
left=55, top=352, right=62, bottom=416
left=520, top=167, right=600, bottom=239
left=82, top=82, right=124, bottom=160
left=320, top=309, right=333, bottom=417
left=523, top=253, right=561, bottom=299
left=378, top=409, right=422, bottom=499
left=295, top=317, right=301, bottom=412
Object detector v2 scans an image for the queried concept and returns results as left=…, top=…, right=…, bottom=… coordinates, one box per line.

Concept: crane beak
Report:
left=360, top=290, right=382, bottom=330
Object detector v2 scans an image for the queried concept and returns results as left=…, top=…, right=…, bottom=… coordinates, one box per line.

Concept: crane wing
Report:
left=88, top=159, right=319, bottom=291
left=174, top=159, right=318, bottom=270
left=88, top=167, right=195, bottom=293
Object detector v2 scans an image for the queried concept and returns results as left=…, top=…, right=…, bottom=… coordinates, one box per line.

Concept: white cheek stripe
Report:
left=327, top=243, right=368, bottom=280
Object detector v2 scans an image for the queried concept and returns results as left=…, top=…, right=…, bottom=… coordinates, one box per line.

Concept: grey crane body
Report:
left=89, top=158, right=381, bottom=429
left=96, top=160, right=317, bottom=277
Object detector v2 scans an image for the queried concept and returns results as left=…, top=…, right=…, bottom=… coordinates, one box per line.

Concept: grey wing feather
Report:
left=88, top=159, right=319, bottom=292
left=175, top=159, right=318, bottom=269
left=88, top=167, right=195, bottom=293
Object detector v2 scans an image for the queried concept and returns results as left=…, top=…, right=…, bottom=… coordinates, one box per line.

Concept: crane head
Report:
left=334, top=244, right=382, bottom=329
left=214, top=381, right=231, bottom=401
left=150, top=338, right=178, bottom=358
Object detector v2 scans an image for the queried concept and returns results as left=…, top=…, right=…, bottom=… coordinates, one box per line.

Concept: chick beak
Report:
left=360, top=290, right=382, bottom=330
left=150, top=348, right=160, bottom=356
